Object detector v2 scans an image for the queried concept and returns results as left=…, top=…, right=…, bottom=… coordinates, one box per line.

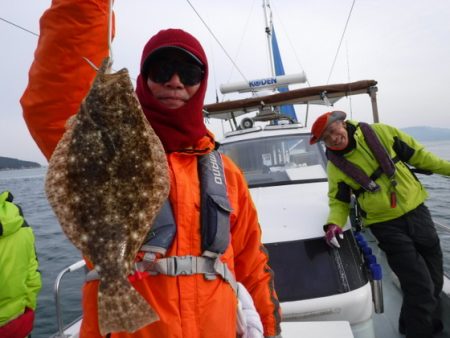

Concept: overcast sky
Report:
left=1, top=0, right=450, bottom=165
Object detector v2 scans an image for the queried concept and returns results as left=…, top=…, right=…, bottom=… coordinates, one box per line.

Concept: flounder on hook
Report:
left=45, top=57, right=169, bottom=335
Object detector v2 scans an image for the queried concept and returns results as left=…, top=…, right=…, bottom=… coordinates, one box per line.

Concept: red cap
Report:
left=309, top=110, right=347, bottom=144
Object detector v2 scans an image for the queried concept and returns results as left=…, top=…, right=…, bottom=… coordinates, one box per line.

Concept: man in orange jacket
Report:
left=21, top=1, right=281, bottom=337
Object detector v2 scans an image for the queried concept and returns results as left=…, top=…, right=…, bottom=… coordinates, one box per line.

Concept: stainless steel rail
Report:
left=53, top=259, right=86, bottom=338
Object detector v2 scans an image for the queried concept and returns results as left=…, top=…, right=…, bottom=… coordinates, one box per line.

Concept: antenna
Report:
left=220, top=73, right=307, bottom=94
left=262, top=0, right=275, bottom=77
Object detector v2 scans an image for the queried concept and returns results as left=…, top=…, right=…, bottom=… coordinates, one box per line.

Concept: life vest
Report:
left=326, top=122, right=399, bottom=207
left=86, top=150, right=237, bottom=292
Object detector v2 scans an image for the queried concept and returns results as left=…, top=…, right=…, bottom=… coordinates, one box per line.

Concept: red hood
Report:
left=136, top=29, right=209, bottom=152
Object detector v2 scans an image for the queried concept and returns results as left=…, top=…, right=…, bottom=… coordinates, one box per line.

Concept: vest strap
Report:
left=327, top=150, right=380, bottom=192
left=359, top=122, right=396, bottom=178
left=141, top=200, right=176, bottom=256
left=85, top=255, right=238, bottom=294
left=140, top=150, right=232, bottom=256
left=199, top=151, right=232, bottom=254
left=353, top=156, right=400, bottom=197
left=327, top=123, right=398, bottom=194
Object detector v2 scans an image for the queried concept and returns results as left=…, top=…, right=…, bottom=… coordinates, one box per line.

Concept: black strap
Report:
left=327, top=150, right=380, bottom=193
left=369, top=156, right=400, bottom=182
left=410, top=168, right=433, bottom=175
left=354, top=157, right=400, bottom=197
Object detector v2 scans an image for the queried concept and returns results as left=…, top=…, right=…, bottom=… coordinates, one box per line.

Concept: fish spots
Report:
left=131, top=232, right=139, bottom=240
left=45, top=57, right=168, bottom=335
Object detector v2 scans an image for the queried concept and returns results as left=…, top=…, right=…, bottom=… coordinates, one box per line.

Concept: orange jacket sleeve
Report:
left=224, top=155, right=282, bottom=337
left=20, top=0, right=114, bottom=161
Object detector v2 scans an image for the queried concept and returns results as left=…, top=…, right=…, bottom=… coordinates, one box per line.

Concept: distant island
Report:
left=0, top=156, right=41, bottom=170
left=401, top=126, right=450, bottom=142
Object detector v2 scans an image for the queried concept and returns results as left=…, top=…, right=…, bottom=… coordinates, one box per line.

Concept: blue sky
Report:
left=1, top=0, right=450, bottom=164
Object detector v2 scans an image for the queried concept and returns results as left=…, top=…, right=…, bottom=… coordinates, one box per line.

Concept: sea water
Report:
left=0, top=167, right=83, bottom=338
left=1, top=140, right=449, bottom=338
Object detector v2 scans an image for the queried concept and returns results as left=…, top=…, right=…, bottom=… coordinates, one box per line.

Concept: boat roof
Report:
left=203, top=79, right=378, bottom=120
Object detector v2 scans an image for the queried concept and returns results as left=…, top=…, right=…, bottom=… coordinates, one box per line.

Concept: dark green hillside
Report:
left=0, top=156, right=41, bottom=170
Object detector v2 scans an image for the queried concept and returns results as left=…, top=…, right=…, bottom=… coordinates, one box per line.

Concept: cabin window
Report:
left=219, top=134, right=328, bottom=187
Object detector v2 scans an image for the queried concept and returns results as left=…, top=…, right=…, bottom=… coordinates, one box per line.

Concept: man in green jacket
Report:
left=0, top=191, right=41, bottom=338
left=309, top=110, right=450, bottom=338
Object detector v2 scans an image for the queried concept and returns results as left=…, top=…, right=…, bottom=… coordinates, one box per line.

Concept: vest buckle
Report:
left=170, top=256, right=195, bottom=276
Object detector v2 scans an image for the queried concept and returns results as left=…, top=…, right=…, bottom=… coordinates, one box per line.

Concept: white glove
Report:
left=324, top=224, right=344, bottom=248
left=236, top=282, right=264, bottom=338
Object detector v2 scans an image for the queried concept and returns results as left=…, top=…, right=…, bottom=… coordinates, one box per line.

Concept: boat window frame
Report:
left=218, top=133, right=329, bottom=188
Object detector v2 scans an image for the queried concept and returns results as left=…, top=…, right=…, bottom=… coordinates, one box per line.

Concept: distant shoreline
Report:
left=2, top=126, right=449, bottom=169
left=401, top=126, right=450, bottom=142
left=0, top=156, right=41, bottom=170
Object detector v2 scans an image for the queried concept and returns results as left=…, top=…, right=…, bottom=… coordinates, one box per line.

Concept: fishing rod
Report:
left=0, top=17, right=39, bottom=37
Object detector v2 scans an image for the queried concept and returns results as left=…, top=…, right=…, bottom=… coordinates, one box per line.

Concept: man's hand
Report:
left=324, top=224, right=344, bottom=248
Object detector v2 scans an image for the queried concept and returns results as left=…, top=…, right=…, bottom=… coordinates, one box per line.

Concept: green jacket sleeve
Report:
left=374, top=124, right=450, bottom=176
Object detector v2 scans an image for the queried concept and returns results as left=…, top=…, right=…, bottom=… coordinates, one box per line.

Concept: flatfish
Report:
left=45, top=57, right=170, bottom=335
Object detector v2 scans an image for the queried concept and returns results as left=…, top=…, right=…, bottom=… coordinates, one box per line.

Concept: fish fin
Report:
left=97, top=277, right=159, bottom=335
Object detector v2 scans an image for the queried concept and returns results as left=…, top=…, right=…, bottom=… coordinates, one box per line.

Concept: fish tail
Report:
left=97, top=277, right=159, bottom=335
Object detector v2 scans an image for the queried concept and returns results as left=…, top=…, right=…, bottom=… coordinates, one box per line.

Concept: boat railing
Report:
left=435, top=221, right=450, bottom=281
left=435, top=221, right=450, bottom=233
left=53, top=259, right=86, bottom=338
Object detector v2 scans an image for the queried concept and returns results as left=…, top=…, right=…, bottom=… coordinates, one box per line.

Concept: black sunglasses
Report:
left=147, top=60, right=205, bottom=86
